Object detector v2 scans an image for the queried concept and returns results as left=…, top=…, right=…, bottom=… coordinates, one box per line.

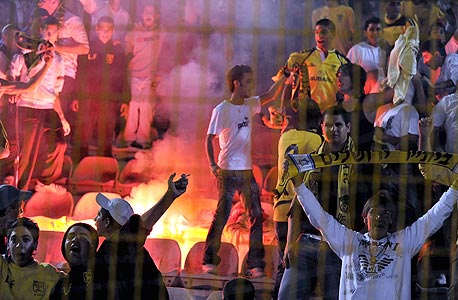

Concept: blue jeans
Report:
left=278, top=234, right=341, bottom=300
left=203, top=169, right=265, bottom=269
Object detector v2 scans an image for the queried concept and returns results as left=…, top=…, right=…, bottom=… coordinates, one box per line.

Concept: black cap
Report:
left=0, top=185, right=32, bottom=211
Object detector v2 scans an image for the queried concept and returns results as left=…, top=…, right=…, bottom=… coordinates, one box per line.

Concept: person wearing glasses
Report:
left=286, top=166, right=458, bottom=300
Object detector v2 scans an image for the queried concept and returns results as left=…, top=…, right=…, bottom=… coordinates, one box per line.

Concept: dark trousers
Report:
left=17, top=107, right=66, bottom=190
left=203, top=169, right=265, bottom=270
left=73, top=99, right=118, bottom=163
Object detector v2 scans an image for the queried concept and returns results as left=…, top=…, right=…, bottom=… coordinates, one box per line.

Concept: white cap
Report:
left=96, top=193, right=134, bottom=226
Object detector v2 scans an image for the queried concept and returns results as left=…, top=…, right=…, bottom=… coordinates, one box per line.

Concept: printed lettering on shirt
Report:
left=136, top=35, right=160, bottom=43
left=237, top=117, right=249, bottom=129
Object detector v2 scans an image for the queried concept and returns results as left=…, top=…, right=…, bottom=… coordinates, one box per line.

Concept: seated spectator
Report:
left=223, top=277, right=255, bottom=300
left=0, top=217, right=64, bottom=299
left=50, top=222, right=99, bottom=300
left=0, top=184, right=32, bottom=254
left=288, top=170, right=458, bottom=300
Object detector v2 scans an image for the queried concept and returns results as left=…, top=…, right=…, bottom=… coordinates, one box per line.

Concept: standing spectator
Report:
left=285, top=18, right=349, bottom=113
left=0, top=217, right=64, bottom=299
left=311, top=0, right=356, bottom=55
left=0, top=184, right=31, bottom=255
left=278, top=105, right=367, bottom=300
left=123, top=2, right=165, bottom=149
left=347, top=17, right=386, bottom=94
left=13, top=16, right=70, bottom=192
left=72, top=16, right=129, bottom=163
left=272, top=99, right=322, bottom=299
left=288, top=173, right=458, bottom=300
left=38, top=0, right=89, bottom=128
left=202, top=65, right=287, bottom=278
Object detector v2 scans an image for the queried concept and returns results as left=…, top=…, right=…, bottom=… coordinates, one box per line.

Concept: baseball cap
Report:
left=95, top=193, right=134, bottom=226
left=0, top=185, right=32, bottom=211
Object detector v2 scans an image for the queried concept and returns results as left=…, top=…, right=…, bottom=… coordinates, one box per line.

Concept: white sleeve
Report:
left=399, top=187, right=458, bottom=256
left=294, top=184, right=357, bottom=257
left=432, top=99, right=446, bottom=128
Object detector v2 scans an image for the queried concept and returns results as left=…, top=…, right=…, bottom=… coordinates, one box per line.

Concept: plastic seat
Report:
left=23, top=191, right=74, bottom=218
left=72, top=192, right=121, bottom=220
left=166, top=287, right=195, bottom=300
left=68, top=156, right=119, bottom=194
left=115, top=159, right=148, bottom=196
left=144, top=238, right=182, bottom=287
left=205, top=290, right=222, bottom=300
left=34, top=231, right=66, bottom=266
left=179, top=241, right=238, bottom=290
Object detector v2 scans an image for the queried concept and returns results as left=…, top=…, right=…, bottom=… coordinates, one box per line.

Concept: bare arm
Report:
left=55, top=43, right=89, bottom=55
left=140, top=173, right=189, bottom=230
left=53, top=96, right=71, bottom=136
left=259, top=71, right=287, bottom=106
left=206, top=134, right=219, bottom=177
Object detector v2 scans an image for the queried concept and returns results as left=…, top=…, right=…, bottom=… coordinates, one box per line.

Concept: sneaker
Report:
left=202, top=264, right=218, bottom=275
left=35, top=181, right=67, bottom=196
left=245, top=267, right=265, bottom=278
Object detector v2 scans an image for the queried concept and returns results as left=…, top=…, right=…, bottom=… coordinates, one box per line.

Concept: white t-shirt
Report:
left=432, top=93, right=458, bottom=153
left=56, top=11, right=89, bottom=79
left=347, top=41, right=386, bottom=75
left=16, top=53, right=65, bottom=109
left=295, top=184, right=458, bottom=300
left=207, top=96, right=261, bottom=170
left=374, top=102, right=419, bottom=150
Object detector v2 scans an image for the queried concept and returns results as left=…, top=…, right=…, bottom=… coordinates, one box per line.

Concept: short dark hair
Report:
left=223, top=278, right=255, bottom=300
left=315, top=18, right=336, bottom=33
left=420, top=39, right=446, bottom=57
left=322, top=105, right=350, bottom=125
left=226, top=65, right=252, bottom=93
left=61, top=223, right=99, bottom=262
left=97, top=16, right=115, bottom=26
left=43, top=15, right=60, bottom=28
left=7, top=217, right=40, bottom=244
left=364, top=16, right=381, bottom=31
left=361, top=190, right=396, bottom=219
left=428, top=20, right=446, bottom=35
left=337, top=63, right=367, bottom=97
left=100, top=207, right=122, bottom=229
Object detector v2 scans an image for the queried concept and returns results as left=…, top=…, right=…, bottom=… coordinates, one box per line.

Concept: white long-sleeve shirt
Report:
left=294, top=184, right=458, bottom=300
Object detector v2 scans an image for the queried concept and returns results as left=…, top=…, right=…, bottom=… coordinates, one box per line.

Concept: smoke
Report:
left=124, top=0, right=312, bottom=197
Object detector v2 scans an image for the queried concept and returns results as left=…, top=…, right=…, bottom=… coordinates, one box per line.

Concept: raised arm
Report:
left=140, top=173, right=189, bottom=230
